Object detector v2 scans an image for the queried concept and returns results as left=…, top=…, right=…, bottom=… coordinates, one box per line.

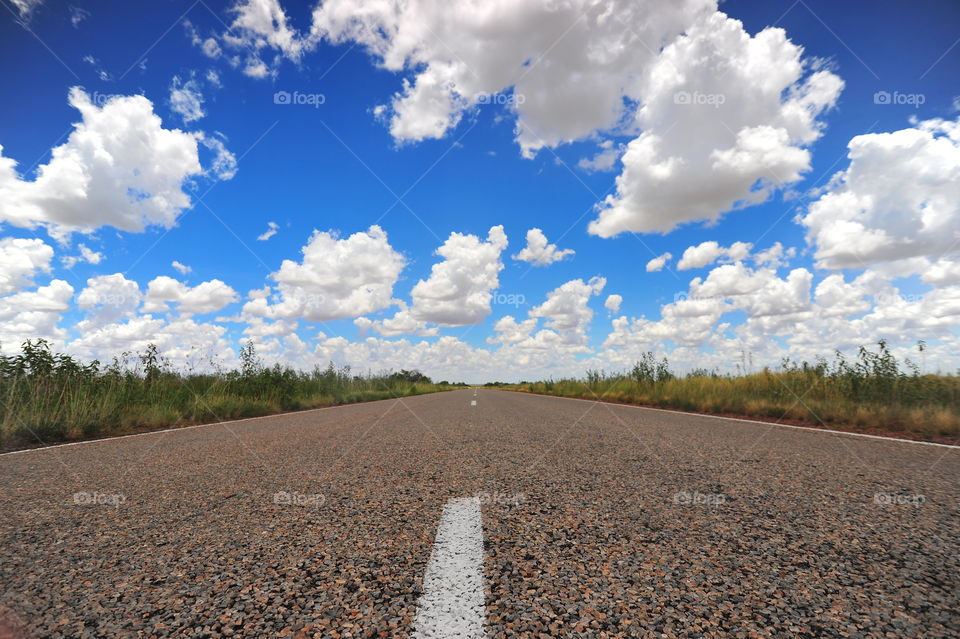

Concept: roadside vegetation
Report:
left=508, top=341, right=960, bottom=441
left=0, top=339, right=458, bottom=450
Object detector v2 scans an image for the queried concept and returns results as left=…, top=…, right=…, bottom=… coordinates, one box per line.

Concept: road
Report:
left=1, top=389, right=957, bottom=638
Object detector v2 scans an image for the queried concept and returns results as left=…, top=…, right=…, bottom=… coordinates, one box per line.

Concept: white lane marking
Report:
left=412, top=497, right=487, bottom=639
left=471, top=400, right=477, bottom=406
left=502, top=391, right=959, bottom=449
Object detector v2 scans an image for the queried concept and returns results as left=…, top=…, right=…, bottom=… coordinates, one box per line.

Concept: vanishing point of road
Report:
left=1, top=389, right=957, bottom=638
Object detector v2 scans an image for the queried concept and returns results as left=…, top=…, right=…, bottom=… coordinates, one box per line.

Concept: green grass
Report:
left=0, top=339, right=461, bottom=450
left=502, top=342, right=960, bottom=441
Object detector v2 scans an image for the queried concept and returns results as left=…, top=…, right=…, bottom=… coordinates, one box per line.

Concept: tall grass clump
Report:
left=0, top=339, right=453, bottom=450
left=514, top=341, right=960, bottom=439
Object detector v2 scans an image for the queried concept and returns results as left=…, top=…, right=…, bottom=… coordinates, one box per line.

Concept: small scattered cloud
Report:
left=645, top=252, right=672, bottom=272
left=202, top=38, right=222, bottom=59
left=604, top=294, right=622, bottom=313
left=199, top=133, right=238, bottom=180
left=11, top=0, right=42, bottom=21
left=513, top=228, right=574, bottom=266
left=69, top=5, right=89, bottom=27
left=81, top=54, right=111, bottom=81
left=61, top=244, right=104, bottom=269
left=172, top=260, right=192, bottom=275
left=206, top=69, right=222, bottom=88
left=677, top=241, right=752, bottom=270
left=578, top=140, right=623, bottom=173
left=257, top=221, right=279, bottom=241
left=169, top=74, right=205, bottom=123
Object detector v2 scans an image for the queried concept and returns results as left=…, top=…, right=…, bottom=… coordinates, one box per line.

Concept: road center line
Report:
left=411, top=496, right=487, bottom=639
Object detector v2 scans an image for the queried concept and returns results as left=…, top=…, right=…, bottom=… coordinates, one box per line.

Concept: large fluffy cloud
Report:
left=68, top=316, right=236, bottom=370
left=589, top=12, right=842, bottom=236
left=245, top=225, right=405, bottom=322
left=208, top=1, right=841, bottom=243
left=76, top=273, right=143, bottom=328
left=0, top=88, right=204, bottom=236
left=207, top=1, right=841, bottom=243
left=311, top=0, right=714, bottom=153
left=800, top=116, right=960, bottom=270
left=0, top=237, right=53, bottom=294
left=528, top=276, right=606, bottom=349
left=409, top=225, right=508, bottom=325
left=485, top=277, right=606, bottom=353
left=0, top=280, right=74, bottom=351
left=371, top=302, right=438, bottom=338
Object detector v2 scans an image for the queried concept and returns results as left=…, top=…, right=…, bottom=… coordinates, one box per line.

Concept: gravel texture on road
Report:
left=1, top=389, right=957, bottom=638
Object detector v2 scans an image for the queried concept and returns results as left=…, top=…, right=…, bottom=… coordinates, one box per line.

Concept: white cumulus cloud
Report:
left=0, top=237, right=53, bottom=294
left=800, top=116, right=960, bottom=270
left=589, top=12, right=842, bottom=237
left=409, top=225, right=508, bottom=325
left=311, top=0, right=713, bottom=154
left=0, top=88, right=203, bottom=236
left=0, top=280, right=73, bottom=351
left=171, top=260, right=192, bottom=275
left=245, top=225, right=405, bottom=322
left=513, top=228, right=574, bottom=266
left=604, top=294, right=623, bottom=313
left=143, top=276, right=239, bottom=315
left=677, top=241, right=752, bottom=270
left=645, top=252, right=672, bottom=272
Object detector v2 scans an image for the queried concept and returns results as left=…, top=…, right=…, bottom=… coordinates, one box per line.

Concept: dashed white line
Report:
left=412, top=496, right=487, bottom=639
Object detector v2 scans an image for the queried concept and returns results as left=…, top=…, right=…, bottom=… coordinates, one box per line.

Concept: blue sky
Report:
left=0, top=0, right=958, bottom=381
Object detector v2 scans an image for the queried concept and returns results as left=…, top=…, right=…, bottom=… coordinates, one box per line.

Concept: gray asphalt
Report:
left=1, top=389, right=957, bottom=638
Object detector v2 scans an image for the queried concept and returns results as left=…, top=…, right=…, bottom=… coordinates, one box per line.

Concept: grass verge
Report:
left=492, top=343, right=960, bottom=443
left=0, top=340, right=461, bottom=452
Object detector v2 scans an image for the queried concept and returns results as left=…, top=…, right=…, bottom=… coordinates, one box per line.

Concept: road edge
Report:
left=489, top=389, right=960, bottom=449
left=0, top=390, right=466, bottom=457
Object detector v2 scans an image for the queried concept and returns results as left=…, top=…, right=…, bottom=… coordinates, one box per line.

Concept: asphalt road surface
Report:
left=1, top=389, right=958, bottom=638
